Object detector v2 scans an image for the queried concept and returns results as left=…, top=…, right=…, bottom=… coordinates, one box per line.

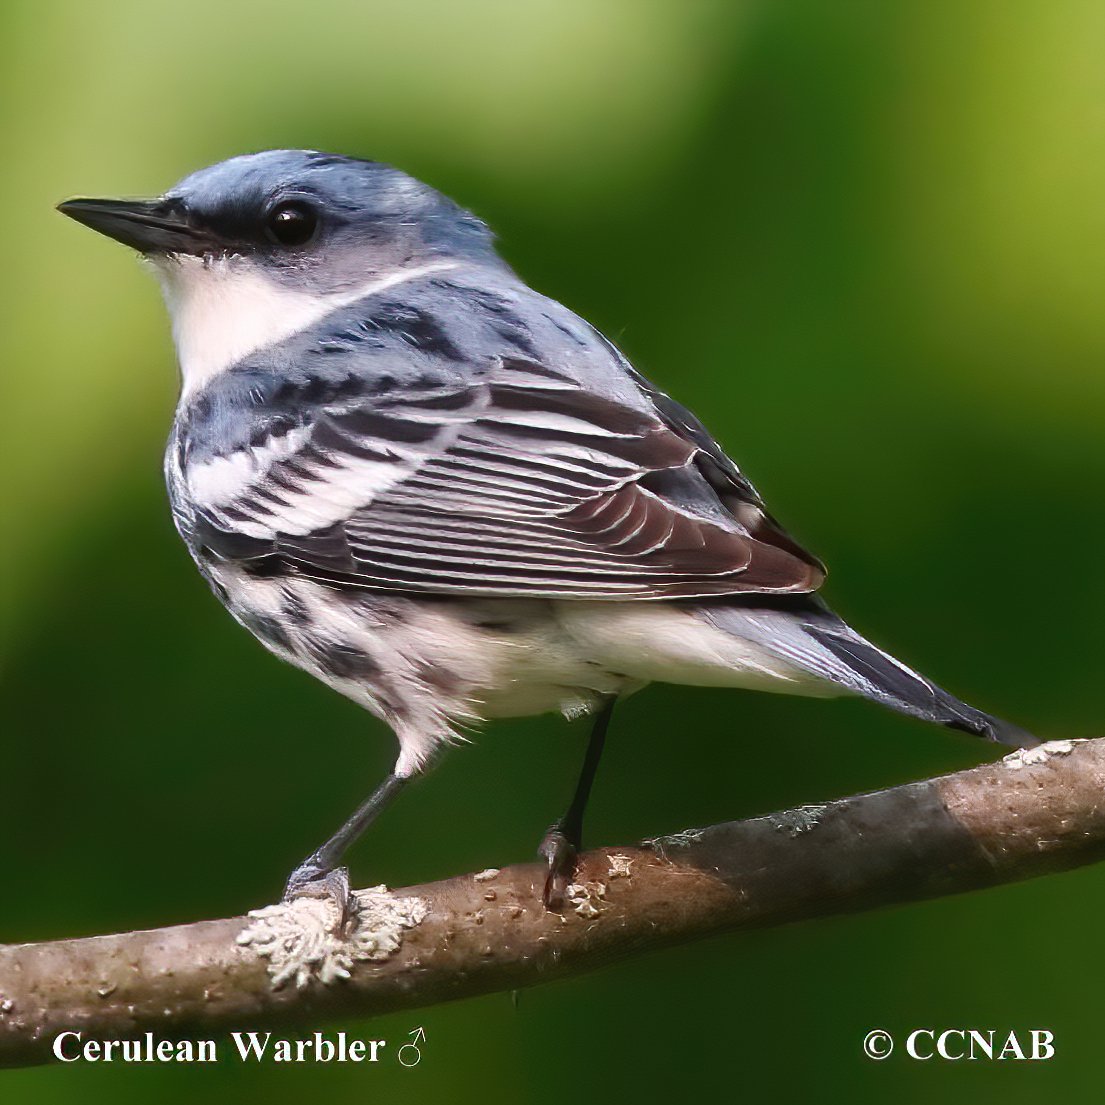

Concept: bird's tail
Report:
left=699, top=597, right=1038, bottom=749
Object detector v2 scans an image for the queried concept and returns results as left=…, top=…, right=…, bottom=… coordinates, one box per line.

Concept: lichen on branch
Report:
left=1, top=737, right=1102, bottom=1069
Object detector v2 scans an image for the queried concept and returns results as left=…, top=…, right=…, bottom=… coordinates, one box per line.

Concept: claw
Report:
left=283, top=863, right=357, bottom=934
left=539, top=826, right=579, bottom=911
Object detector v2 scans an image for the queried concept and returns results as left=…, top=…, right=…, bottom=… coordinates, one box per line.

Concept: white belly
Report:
left=204, top=564, right=842, bottom=773
left=555, top=602, right=843, bottom=698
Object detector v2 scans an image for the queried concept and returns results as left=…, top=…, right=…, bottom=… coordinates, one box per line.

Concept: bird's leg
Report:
left=539, top=697, right=616, bottom=910
left=283, top=772, right=409, bottom=929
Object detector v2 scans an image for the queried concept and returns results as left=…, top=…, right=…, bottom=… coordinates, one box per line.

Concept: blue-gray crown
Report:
left=170, top=150, right=495, bottom=256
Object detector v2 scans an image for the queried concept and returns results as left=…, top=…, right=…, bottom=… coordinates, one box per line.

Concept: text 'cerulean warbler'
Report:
left=59, top=150, right=1038, bottom=915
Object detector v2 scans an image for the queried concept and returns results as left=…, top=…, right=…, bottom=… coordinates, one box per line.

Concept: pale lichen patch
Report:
left=768, top=804, right=828, bottom=837
left=607, top=853, right=633, bottom=879
left=1002, top=739, right=1079, bottom=770
left=566, top=881, right=607, bottom=918
left=642, top=827, right=704, bottom=861
left=237, top=885, right=428, bottom=990
left=473, top=868, right=500, bottom=882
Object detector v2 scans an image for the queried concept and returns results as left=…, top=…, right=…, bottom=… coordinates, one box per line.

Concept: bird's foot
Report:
left=282, top=861, right=357, bottom=934
left=538, top=823, right=580, bottom=911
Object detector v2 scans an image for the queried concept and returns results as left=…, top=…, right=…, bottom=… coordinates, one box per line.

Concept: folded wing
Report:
left=182, top=355, right=825, bottom=599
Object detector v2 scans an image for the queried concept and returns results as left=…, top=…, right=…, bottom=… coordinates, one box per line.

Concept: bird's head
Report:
left=58, top=150, right=501, bottom=391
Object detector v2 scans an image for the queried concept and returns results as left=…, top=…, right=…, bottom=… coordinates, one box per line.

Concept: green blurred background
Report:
left=2, top=0, right=1102, bottom=1100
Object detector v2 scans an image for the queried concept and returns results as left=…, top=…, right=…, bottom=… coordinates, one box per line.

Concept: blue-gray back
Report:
left=168, top=265, right=824, bottom=600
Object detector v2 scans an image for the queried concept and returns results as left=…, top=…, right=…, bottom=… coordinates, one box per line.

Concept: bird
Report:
left=58, top=149, right=1038, bottom=915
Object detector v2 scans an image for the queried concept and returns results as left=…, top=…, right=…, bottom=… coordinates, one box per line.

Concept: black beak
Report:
left=57, top=197, right=212, bottom=255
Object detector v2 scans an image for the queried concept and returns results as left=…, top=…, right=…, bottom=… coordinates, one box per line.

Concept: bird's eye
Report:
left=265, top=201, right=318, bottom=247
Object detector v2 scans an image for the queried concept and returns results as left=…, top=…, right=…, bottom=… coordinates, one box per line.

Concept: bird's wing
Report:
left=180, top=354, right=824, bottom=600
left=176, top=269, right=826, bottom=605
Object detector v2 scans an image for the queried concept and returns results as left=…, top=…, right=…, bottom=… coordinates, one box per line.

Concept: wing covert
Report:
left=178, top=352, right=823, bottom=600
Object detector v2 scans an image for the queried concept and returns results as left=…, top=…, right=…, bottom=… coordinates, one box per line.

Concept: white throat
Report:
left=153, top=256, right=460, bottom=398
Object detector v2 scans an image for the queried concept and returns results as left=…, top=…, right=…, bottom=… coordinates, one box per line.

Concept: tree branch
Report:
left=2, top=738, right=1102, bottom=1068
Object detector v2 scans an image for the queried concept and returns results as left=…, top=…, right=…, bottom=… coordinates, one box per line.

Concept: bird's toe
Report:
left=282, top=862, right=357, bottom=933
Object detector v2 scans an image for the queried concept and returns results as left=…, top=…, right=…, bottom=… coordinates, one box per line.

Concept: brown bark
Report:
left=1, top=738, right=1101, bottom=1069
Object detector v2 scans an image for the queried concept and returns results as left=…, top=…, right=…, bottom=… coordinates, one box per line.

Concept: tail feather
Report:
left=804, top=621, right=1037, bottom=748
left=701, top=598, right=1038, bottom=749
